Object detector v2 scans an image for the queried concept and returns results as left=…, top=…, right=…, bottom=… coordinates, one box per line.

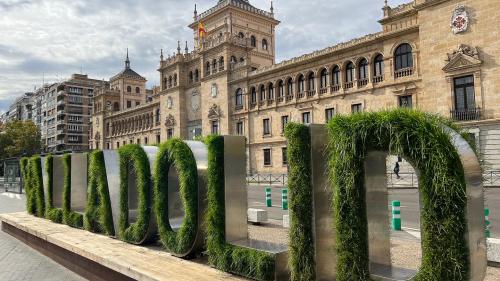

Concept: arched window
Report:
left=332, top=65, right=341, bottom=85
left=374, top=54, right=384, bottom=77
left=206, top=62, right=211, bottom=75
left=260, top=85, right=266, bottom=101
left=278, top=80, right=284, bottom=98
left=127, top=86, right=132, bottom=93
left=240, top=57, right=245, bottom=63
left=219, top=56, right=225, bottom=70
left=345, top=62, right=354, bottom=83
left=287, top=78, right=293, bottom=96
left=230, top=56, right=237, bottom=64
left=155, top=108, right=160, bottom=123
left=212, top=59, right=217, bottom=71
left=320, top=68, right=328, bottom=89
left=235, top=88, right=243, bottom=107
left=194, top=69, right=199, bottom=82
left=113, top=102, right=120, bottom=112
left=394, top=43, right=413, bottom=71
left=136, top=87, right=140, bottom=94
left=163, top=78, right=167, bottom=89
left=262, top=39, right=268, bottom=50
left=238, top=32, right=245, bottom=39
left=308, top=72, right=315, bottom=91
left=268, top=83, right=274, bottom=100
left=168, top=76, right=172, bottom=87
left=251, top=35, right=256, bottom=47
left=298, top=75, right=305, bottom=93
left=189, top=71, right=193, bottom=83
left=250, top=87, right=257, bottom=104
left=173, top=74, right=177, bottom=86
left=359, top=58, right=368, bottom=80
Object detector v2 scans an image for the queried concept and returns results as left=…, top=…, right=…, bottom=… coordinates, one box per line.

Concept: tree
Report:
left=0, top=120, right=41, bottom=159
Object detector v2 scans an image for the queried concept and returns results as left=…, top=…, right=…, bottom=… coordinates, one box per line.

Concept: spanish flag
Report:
left=198, top=22, right=206, bottom=39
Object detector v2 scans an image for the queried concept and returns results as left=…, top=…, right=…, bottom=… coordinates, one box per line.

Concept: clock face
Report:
left=211, top=83, right=218, bottom=98
left=191, top=92, right=200, bottom=112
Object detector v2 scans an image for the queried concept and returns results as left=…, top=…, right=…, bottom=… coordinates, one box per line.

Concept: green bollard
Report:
left=282, top=188, right=288, bottom=210
left=392, top=200, right=401, bottom=231
left=266, top=187, right=272, bottom=207
left=485, top=208, right=491, bottom=238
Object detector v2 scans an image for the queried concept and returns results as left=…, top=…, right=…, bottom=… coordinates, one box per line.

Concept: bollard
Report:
left=265, top=187, right=272, bottom=207
left=392, top=200, right=401, bottom=231
left=282, top=188, right=288, bottom=210
left=485, top=208, right=491, bottom=238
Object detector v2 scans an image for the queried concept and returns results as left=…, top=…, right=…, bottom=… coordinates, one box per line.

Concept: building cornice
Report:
left=414, top=0, right=450, bottom=10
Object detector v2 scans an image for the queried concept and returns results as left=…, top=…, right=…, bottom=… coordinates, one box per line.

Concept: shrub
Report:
left=61, top=154, right=83, bottom=228
left=45, top=155, right=63, bottom=223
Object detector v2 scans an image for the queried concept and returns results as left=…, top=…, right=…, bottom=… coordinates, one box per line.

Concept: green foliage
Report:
left=84, top=151, right=114, bottom=236
left=118, top=145, right=152, bottom=243
left=284, top=123, right=316, bottom=281
left=44, top=155, right=63, bottom=223
left=327, top=109, right=469, bottom=281
left=23, top=156, right=45, bottom=217
left=0, top=120, right=42, bottom=159
left=154, top=138, right=199, bottom=255
left=204, top=135, right=275, bottom=281
left=61, top=154, right=83, bottom=228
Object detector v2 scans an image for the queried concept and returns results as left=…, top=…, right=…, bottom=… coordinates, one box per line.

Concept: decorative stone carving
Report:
left=191, top=91, right=200, bottom=112
left=165, top=114, right=176, bottom=127
left=451, top=5, right=469, bottom=34
left=167, top=96, right=173, bottom=109
left=208, top=104, right=221, bottom=119
left=443, top=44, right=482, bottom=72
left=211, top=83, right=218, bottom=98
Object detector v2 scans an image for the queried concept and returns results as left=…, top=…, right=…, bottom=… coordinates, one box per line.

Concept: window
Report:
left=136, top=87, right=140, bottom=94
left=278, top=80, right=284, bottom=98
left=137, top=139, right=141, bottom=145
left=263, top=149, right=271, bottom=166
left=212, top=59, right=217, bottom=72
left=136, top=101, right=140, bottom=106
left=206, top=62, right=211, bottom=75
left=298, top=75, right=305, bottom=93
left=399, top=95, right=413, bottom=108
left=144, top=137, right=148, bottom=145
left=156, top=134, right=161, bottom=144
left=454, top=75, right=475, bottom=111
left=260, top=85, right=266, bottom=101
left=262, top=39, right=268, bottom=50
left=287, top=78, right=293, bottom=96
left=250, top=87, right=257, bottom=104
left=302, top=112, right=311, bottom=124
left=219, top=57, right=224, bottom=70
left=167, top=128, right=174, bottom=139
left=127, top=86, right=132, bottom=93
left=127, top=100, right=132, bottom=108
left=374, top=54, right=384, bottom=77
left=251, top=35, right=256, bottom=47
left=351, top=103, right=363, bottom=113
left=359, top=59, right=368, bottom=80
left=263, top=118, right=271, bottom=135
left=320, top=69, right=328, bottom=88
left=155, top=109, right=160, bottom=123
left=268, top=83, right=274, bottom=100
left=332, top=66, right=340, bottom=85
left=235, top=88, right=243, bottom=107
left=282, top=147, right=288, bottom=165
left=113, top=102, right=120, bottom=111
left=117, top=142, right=120, bottom=149
left=325, top=108, right=335, bottom=122
left=211, top=120, right=219, bottom=135
left=345, top=62, right=355, bottom=82
left=238, top=32, right=245, bottom=39
left=395, top=43, right=413, bottom=70
left=194, top=69, right=199, bottom=82
left=236, top=121, right=244, bottom=135
left=308, top=72, right=315, bottom=91
left=281, top=115, right=289, bottom=133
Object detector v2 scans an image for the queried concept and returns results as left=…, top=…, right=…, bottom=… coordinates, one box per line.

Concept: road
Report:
left=0, top=192, right=86, bottom=281
left=247, top=185, right=500, bottom=238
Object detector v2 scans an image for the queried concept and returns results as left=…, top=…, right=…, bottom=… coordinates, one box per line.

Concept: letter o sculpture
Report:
left=154, top=139, right=207, bottom=257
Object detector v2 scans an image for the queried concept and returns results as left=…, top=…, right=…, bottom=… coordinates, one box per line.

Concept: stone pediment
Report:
left=208, top=104, right=221, bottom=119
left=165, top=114, right=176, bottom=127
left=443, top=44, right=482, bottom=72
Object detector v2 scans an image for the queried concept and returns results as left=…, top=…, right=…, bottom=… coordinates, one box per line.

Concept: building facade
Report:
left=90, top=0, right=500, bottom=174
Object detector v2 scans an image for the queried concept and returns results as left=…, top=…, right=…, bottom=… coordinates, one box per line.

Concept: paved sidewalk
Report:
left=0, top=192, right=85, bottom=281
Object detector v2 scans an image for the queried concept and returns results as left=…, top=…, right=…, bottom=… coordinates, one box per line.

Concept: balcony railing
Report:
left=250, top=102, right=257, bottom=109
left=319, top=88, right=328, bottom=95
left=373, top=75, right=384, bottom=84
left=234, top=105, right=243, bottom=111
left=357, top=78, right=368, bottom=87
left=394, top=67, right=414, bottom=78
left=450, top=108, right=481, bottom=121
left=331, top=85, right=341, bottom=93
left=344, top=82, right=354, bottom=89
left=306, top=90, right=316, bottom=98
left=297, top=92, right=305, bottom=99
left=286, top=95, right=293, bottom=102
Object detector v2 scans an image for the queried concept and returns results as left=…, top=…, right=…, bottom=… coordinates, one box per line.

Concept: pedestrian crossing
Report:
left=1, top=192, right=22, bottom=200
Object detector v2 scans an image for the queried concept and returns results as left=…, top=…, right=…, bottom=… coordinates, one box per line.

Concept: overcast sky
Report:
left=0, top=0, right=409, bottom=113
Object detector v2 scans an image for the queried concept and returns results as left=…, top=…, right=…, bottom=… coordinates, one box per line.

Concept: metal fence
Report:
left=247, top=170, right=500, bottom=189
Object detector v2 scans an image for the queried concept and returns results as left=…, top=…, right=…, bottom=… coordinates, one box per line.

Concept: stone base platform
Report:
left=0, top=212, right=244, bottom=281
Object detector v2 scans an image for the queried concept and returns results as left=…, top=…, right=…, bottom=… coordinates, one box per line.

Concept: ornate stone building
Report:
left=90, top=0, right=500, bottom=175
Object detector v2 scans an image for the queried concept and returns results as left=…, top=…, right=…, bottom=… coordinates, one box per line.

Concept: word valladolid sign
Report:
left=21, top=110, right=487, bottom=281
